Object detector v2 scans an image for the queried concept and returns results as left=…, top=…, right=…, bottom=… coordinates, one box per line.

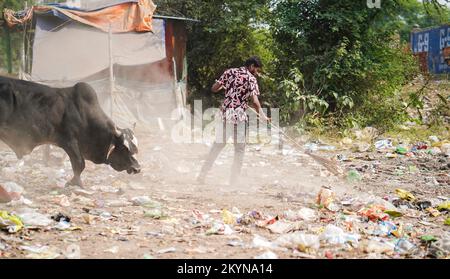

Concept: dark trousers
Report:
left=199, top=120, right=247, bottom=185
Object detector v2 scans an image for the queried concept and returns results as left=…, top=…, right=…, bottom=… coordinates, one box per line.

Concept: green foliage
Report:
left=0, top=0, right=24, bottom=10
left=0, top=0, right=447, bottom=133
left=269, top=0, right=425, bottom=130
left=156, top=0, right=274, bottom=109
left=395, top=0, right=450, bottom=42
left=156, top=0, right=446, bottom=131
left=0, top=0, right=34, bottom=74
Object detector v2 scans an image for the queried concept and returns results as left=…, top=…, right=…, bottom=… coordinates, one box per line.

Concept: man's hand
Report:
left=251, top=95, right=271, bottom=122
left=211, top=81, right=224, bottom=93
left=259, top=113, right=271, bottom=123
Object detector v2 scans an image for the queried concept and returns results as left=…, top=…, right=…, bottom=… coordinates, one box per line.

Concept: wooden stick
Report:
left=248, top=107, right=344, bottom=176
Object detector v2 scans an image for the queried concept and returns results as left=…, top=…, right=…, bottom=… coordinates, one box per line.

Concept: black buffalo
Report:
left=0, top=76, right=141, bottom=187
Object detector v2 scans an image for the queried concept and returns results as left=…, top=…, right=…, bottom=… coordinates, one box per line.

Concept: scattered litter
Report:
left=55, top=220, right=71, bottom=231
left=375, top=139, right=393, bottom=150
left=418, top=220, right=438, bottom=227
left=143, top=254, right=155, bottom=259
left=356, top=143, right=371, bottom=153
left=7, top=196, right=33, bottom=206
left=347, top=170, right=362, bottom=183
left=0, top=182, right=24, bottom=203
left=0, top=123, right=447, bottom=260
left=73, top=189, right=95, bottom=197
left=317, top=187, right=340, bottom=212
left=395, top=146, right=408, bottom=155
left=283, top=208, right=316, bottom=222
left=222, top=209, right=236, bottom=225
left=17, top=210, right=53, bottom=228
left=254, top=251, right=278, bottom=259
left=21, top=245, right=60, bottom=259
left=131, top=196, right=161, bottom=208
left=227, top=240, right=244, bottom=247
left=371, top=221, right=398, bottom=237
left=395, top=189, right=416, bottom=202
left=206, top=222, right=234, bottom=235
left=426, top=207, right=441, bottom=217
left=395, top=239, right=416, bottom=255
left=420, top=235, right=438, bottom=244
left=415, top=200, right=432, bottom=210
left=91, top=185, right=120, bottom=193
left=187, top=246, right=215, bottom=254
left=0, top=211, right=23, bottom=233
left=104, top=246, right=119, bottom=254
left=437, top=201, right=450, bottom=211
left=51, top=213, right=71, bottom=223
left=384, top=210, right=403, bottom=218
left=293, top=250, right=317, bottom=259
left=106, top=199, right=132, bottom=207
left=267, top=221, right=296, bottom=234
left=358, top=205, right=389, bottom=222
left=320, top=224, right=360, bottom=245
left=144, top=209, right=168, bottom=219
left=445, top=218, right=450, bottom=226
left=55, top=195, right=71, bottom=207
left=363, top=239, right=395, bottom=254
left=157, top=247, right=177, bottom=254
left=429, top=136, right=439, bottom=143
left=82, top=214, right=94, bottom=225
left=275, top=232, right=320, bottom=252
left=252, top=235, right=279, bottom=250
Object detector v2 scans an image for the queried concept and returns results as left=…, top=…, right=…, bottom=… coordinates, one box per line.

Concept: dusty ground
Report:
left=0, top=128, right=449, bottom=259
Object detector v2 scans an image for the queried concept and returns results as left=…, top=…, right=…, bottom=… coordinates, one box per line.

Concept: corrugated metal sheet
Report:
left=411, top=24, right=450, bottom=74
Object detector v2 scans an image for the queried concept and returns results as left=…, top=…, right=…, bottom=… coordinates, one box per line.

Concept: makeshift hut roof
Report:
left=4, top=0, right=157, bottom=33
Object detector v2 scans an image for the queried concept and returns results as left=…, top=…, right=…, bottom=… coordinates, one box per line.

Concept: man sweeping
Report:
left=197, top=56, right=270, bottom=186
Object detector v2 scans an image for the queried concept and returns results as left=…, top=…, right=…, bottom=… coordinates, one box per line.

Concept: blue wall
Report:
left=411, top=25, right=450, bottom=74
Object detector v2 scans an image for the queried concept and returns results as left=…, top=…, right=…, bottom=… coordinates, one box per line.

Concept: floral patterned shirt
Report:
left=216, top=67, right=260, bottom=123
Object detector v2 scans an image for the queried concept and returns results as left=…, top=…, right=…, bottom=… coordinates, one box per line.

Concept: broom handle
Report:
left=248, top=107, right=343, bottom=175
left=248, top=107, right=307, bottom=151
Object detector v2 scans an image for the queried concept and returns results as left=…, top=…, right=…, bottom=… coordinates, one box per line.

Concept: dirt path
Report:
left=0, top=131, right=449, bottom=259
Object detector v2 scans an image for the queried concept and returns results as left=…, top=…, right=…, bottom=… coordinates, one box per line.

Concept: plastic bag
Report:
left=395, top=189, right=416, bottom=202
left=0, top=211, right=23, bottom=233
left=320, top=224, right=360, bottom=245
left=275, top=232, right=320, bottom=252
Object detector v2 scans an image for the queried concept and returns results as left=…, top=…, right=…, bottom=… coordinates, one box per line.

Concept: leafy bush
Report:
left=269, top=0, right=421, bottom=130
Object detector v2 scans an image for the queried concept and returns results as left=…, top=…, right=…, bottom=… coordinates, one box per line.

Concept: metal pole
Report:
left=3, top=24, right=12, bottom=74
left=20, top=2, right=28, bottom=79
left=108, top=23, right=114, bottom=118
left=172, top=57, right=182, bottom=119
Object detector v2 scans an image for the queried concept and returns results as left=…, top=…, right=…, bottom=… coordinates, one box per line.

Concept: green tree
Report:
left=156, top=0, right=275, bottom=109
left=395, top=0, right=450, bottom=42
left=270, top=0, right=446, bottom=130
left=1, top=0, right=34, bottom=74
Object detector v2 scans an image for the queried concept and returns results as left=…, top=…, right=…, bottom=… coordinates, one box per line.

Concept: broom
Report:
left=248, top=107, right=344, bottom=176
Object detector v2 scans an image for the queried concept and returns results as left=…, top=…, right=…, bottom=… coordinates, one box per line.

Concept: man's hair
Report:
left=244, top=56, right=263, bottom=68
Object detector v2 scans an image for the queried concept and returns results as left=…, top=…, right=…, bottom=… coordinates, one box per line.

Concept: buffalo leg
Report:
left=61, top=140, right=85, bottom=187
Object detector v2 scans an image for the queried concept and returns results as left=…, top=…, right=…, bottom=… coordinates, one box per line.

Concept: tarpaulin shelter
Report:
left=3, top=0, right=195, bottom=130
